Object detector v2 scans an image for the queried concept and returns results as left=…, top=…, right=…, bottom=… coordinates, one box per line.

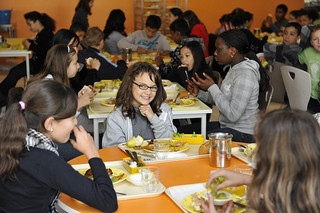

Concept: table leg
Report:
left=25, top=54, right=30, bottom=81
left=200, top=114, right=207, bottom=138
left=93, top=119, right=100, bottom=149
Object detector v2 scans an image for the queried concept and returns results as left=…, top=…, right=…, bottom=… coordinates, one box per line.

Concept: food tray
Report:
left=118, top=142, right=208, bottom=164
left=71, top=161, right=165, bottom=200
left=173, top=134, right=204, bottom=144
left=231, top=147, right=249, bottom=164
left=166, top=183, right=246, bottom=213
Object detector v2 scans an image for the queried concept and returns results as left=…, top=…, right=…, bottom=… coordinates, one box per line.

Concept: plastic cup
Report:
left=154, top=140, right=170, bottom=160
left=140, top=167, right=160, bottom=193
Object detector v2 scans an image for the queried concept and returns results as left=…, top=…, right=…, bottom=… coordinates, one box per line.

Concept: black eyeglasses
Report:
left=133, top=82, right=158, bottom=92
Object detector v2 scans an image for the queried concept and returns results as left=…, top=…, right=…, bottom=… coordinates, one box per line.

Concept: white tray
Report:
left=231, top=147, right=250, bottom=164
left=71, top=161, right=166, bottom=200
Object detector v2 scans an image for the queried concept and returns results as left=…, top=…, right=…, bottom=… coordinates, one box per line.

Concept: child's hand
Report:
left=86, top=58, right=101, bottom=70
left=22, top=39, right=31, bottom=49
left=78, top=88, right=95, bottom=109
left=139, top=104, right=154, bottom=120
left=201, top=194, right=233, bottom=213
left=192, top=73, right=215, bottom=91
left=258, top=55, right=266, bottom=63
left=186, top=80, right=199, bottom=97
left=155, top=55, right=164, bottom=66
left=70, top=125, right=99, bottom=160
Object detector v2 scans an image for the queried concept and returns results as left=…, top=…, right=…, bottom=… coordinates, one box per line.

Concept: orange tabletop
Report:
left=59, top=142, right=247, bottom=213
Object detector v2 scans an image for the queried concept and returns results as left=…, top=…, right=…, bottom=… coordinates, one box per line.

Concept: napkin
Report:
left=164, top=84, right=177, bottom=91
left=168, top=183, right=206, bottom=203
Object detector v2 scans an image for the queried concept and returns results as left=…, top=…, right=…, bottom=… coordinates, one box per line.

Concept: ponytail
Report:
left=0, top=103, right=27, bottom=181
left=24, top=11, right=56, bottom=32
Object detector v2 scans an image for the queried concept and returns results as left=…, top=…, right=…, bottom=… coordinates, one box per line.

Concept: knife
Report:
left=238, top=144, right=246, bottom=149
left=125, top=150, right=137, bottom=163
left=233, top=201, right=247, bottom=209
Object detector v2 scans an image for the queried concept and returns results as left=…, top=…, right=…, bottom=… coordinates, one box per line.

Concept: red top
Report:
left=190, top=24, right=209, bottom=57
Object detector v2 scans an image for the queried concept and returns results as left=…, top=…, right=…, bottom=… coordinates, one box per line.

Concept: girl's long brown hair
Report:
left=29, top=44, right=76, bottom=87
left=115, top=62, right=166, bottom=119
left=0, top=80, right=77, bottom=181
left=248, top=110, right=320, bottom=213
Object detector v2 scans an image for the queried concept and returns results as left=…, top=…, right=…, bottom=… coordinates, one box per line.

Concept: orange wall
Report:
left=1, top=0, right=304, bottom=38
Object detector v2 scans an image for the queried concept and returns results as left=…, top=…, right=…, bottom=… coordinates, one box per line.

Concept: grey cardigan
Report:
left=197, top=59, right=260, bottom=135
left=102, top=103, right=176, bottom=148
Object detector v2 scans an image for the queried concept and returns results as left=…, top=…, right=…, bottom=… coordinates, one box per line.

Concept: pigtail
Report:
left=0, top=103, right=27, bottom=181
left=40, top=13, right=56, bottom=32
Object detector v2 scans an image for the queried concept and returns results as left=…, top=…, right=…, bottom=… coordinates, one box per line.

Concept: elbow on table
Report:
left=97, top=200, right=118, bottom=212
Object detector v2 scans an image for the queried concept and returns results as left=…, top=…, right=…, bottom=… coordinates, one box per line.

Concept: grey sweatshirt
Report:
left=102, top=103, right=176, bottom=148
left=197, top=59, right=260, bottom=135
left=117, top=30, right=171, bottom=52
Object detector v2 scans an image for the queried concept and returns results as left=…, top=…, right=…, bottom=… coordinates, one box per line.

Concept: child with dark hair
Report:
left=0, top=80, right=118, bottom=212
left=181, top=10, right=209, bottom=57
left=78, top=27, right=127, bottom=84
left=262, top=22, right=302, bottom=67
left=299, top=8, right=320, bottom=50
left=0, top=11, right=55, bottom=107
left=166, top=40, right=216, bottom=90
left=288, top=10, right=301, bottom=23
left=155, top=18, right=205, bottom=79
left=70, top=23, right=86, bottom=50
left=262, top=4, right=289, bottom=35
left=102, top=62, right=176, bottom=147
left=103, top=9, right=127, bottom=54
left=72, top=0, right=94, bottom=31
left=236, top=11, right=268, bottom=53
left=187, top=29, right=270, bottom=143
left=118, top=15, right=171, bottom=55
left=167, top=7, right=183, bottom=25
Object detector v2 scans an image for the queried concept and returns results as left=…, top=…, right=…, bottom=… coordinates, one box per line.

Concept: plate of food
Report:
left=100, top=97, right=116, bottom=106
left=181, top=192, right=203, bottom=213
left=165, top=98, right=196, bottom=107
left=143, top=139, right=190, bottom=153
left=78, top=167, right=128, bottom=184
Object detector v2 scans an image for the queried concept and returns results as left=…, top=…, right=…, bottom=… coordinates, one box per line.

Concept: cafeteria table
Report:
left=87, top=82, right=212, bottom=148
left=58, top=142, right=248, bottom=213
left=0, top=38, right=32, bottom=81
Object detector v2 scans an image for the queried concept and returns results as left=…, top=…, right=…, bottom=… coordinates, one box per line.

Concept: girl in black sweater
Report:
left=0, top=80, right=117, bottom=212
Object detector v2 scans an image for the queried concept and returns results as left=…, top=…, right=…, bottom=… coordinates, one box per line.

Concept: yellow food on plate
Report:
left=78, top=167, right=128, bottom=184
left=165, top=98, right=196, bottom=107
left=143, top=139, right=190, bottom=152
left=100, top=97, right=116, bottom=106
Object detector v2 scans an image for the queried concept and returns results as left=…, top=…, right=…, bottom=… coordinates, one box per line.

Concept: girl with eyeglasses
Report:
left=102, top=62, right=176, bottom=148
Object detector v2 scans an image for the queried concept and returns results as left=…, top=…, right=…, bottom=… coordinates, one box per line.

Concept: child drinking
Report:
left=166, top=40, right=216, bottom=89
left=102, top=62, right=176, bottom=148
left=299, top=24, right=320, bottom=113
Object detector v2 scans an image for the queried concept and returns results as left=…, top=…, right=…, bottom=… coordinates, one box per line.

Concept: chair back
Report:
left=205, top=56, right=214, bottom=68
left=267, top=62, right=286, bottom=104
left=258, top=85, right=274, bottom=111
left=280, top=65, right=311, bottom=111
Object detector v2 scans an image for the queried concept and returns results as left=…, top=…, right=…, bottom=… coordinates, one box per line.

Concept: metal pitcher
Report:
left=208, top=132, right=233, bottom=168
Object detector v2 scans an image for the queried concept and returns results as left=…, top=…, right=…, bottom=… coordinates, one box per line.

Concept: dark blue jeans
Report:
left=206, top=122, right=254, bottom=143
